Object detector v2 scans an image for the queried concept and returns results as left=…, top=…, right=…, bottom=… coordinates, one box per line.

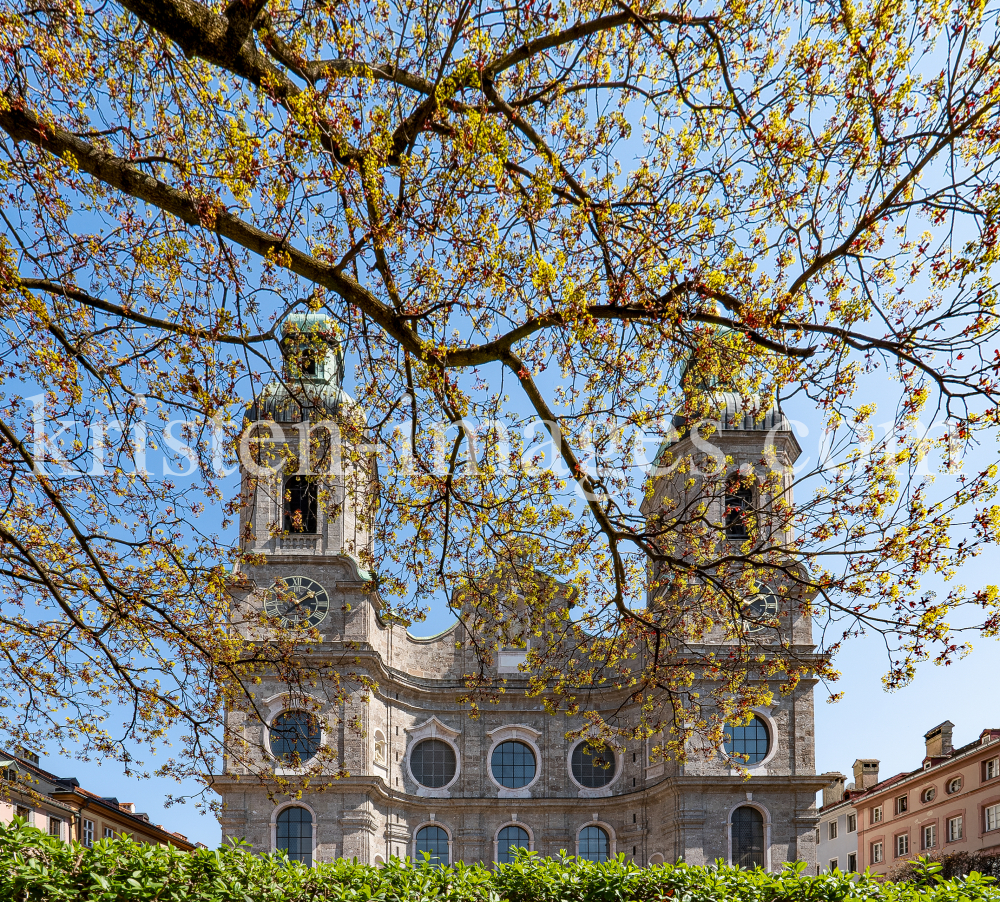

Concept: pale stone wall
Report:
left=215, top=417, right=825, bottom=870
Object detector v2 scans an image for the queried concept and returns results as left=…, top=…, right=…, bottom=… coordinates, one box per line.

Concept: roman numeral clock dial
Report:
left=263, top=575, right=330, bottom=628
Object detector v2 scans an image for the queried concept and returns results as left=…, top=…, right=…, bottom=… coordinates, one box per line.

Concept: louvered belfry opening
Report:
left=732, top=806, right=765, bottom=868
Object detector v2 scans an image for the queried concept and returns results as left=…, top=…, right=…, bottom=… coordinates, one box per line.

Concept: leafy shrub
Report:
left=2, top=818, right=998, bottom=902
left=890, top=853, right=1000, bottom=884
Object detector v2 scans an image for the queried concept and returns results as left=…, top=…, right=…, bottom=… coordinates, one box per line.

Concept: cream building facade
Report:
left=211, top=316, right=827, bottom=869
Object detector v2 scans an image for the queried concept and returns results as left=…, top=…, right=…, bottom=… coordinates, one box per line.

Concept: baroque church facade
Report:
left=211, top=315, right=827, bottom=870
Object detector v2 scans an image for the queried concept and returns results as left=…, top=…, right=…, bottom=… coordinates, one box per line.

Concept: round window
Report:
left=948, top=776, right=963, bottom=794
left=724, top=715, right=770, bottom=765
left=922, top=786, right=936, bottom=803
left=571, top=741, right=617, bottom=788
left=269, top=710, right=321, bottom=764
left=491, top=740, right=537, bottom=788
left=410, top=739, right=457, bottom=788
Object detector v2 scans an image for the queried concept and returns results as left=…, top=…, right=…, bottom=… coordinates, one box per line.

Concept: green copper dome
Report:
left=247, top=314, right=349, bottom=423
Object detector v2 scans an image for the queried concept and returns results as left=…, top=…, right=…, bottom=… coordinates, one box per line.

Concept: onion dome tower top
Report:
left=247, top=313, right=349, bottom=424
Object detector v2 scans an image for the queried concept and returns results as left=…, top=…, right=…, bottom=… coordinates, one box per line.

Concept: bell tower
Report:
left=238, top=313, right=373, bottom=564
left=639, top=387, right=825, bottom=870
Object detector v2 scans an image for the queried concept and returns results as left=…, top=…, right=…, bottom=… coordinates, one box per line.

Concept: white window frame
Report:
left=895, top=795, right=908, bottom=815
left=895, top=833, right=909, bottom=857
left=82, top=818, right=94, bottom=847
left=947, top=815, right=963, bottom=842
left=48, top=816, right=62, bottom=840
left=922, top=823, right=936, bottom=849
left=567, top=739, right=622, bottom=797
left=986, top=803, right=1000, bottom=833
left=575, top=820, right=617, bottom=861
left=485, top=724, right=543, bottom=798
left=493, top=821, right=534, bottom=863
left=412, top=821, right=453, bottom=867
left=871, top=841, right=883, bottom=864
left=725, top=802, right=772, bottom=872
left=948, top=776, right=963, bottom=794
left=828, top=858, right=838, bottom=872
left=270, top=801, right=318, bottom=868
left=872, top=805, right=883, bottom=824
left=103, top=826, right=115, bottom=839
left=405, top=716, right=462, bottom=799
left=985, top=757, right=999, bottom=780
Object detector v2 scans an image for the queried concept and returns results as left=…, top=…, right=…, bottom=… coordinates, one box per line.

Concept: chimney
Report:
left=853, top=759, right=880, bottom=790
left=925, top=721, right=955, bottom=758
left=822, top=773, right=847, bottom=807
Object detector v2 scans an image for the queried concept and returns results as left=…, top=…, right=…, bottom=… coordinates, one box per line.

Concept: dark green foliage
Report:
left=2, top=819, right=999, bottom=902
left=890, top=854, right=1000, bottom=884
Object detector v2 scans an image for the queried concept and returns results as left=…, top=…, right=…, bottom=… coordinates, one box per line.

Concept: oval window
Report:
left=491, top=740, right=537, bottom=788
left=270, top=710, right=321, bottom=764
left=922, top=786, right=936, bottom=803
left=571, top=741, right=617, bottom=788
left=724, top=716, right=770, bottom=765
left=948, top=776, right=963, bottom=794
left=410, top=739, right=457, bottom=788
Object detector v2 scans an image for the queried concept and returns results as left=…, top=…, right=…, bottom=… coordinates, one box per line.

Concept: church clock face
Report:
left=264, top=575, right=330, bottom=628
left=742, top=591, right=780, bottom=633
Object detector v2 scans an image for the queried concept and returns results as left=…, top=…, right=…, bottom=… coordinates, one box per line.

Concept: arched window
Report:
left=578, top=825, right=610, bottom=862
left=724, top=715, right=770, bottom=765
left=410, top=739, right=457, bottom=788
left=283, top=476, right=317, bottom=534
left=374, top=730, right=387, bottom=767
left=491, top=740, right=536, bottom=789
left=497, top=825, right=530, bottom=863
left=724, top=483, right=754, bottom=538
left=732, top=806, right=764, bottom=869
left=415, top=825, right=449, bottom=866
left=270, top=710, right=321, bottom=764
left=276, top=806, right=312, bottom=865
left=571, top=741, right=617, bottom=788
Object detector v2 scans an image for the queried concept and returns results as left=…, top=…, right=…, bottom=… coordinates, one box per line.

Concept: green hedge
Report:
left=2, top=818, right=998, bottom=902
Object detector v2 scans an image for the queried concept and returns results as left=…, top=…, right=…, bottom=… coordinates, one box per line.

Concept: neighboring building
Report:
left=212, top=315, right=828, bottom=870
left=0, top=748, right=197, bottom=850
left=816, top=771, right=861, bottom=874
left=854, top=722, right=1000, bottom=877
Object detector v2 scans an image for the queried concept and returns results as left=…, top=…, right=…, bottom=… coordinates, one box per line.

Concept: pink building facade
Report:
left=854, top=723, right=1000, bottom=877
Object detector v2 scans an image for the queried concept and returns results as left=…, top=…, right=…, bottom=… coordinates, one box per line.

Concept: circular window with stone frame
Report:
left=921, top=786, right=936, bottom=803
left=947, top=776, right=963, bottom=794
left=409, top=738, right=458, bottom=789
